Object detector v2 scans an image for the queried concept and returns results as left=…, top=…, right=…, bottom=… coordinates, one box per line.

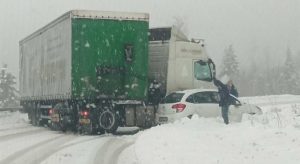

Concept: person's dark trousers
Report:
left=221, top=105, right=229, bottom=124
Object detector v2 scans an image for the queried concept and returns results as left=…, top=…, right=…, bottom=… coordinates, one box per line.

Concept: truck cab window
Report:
left=194, top=61, right=212, bottom=81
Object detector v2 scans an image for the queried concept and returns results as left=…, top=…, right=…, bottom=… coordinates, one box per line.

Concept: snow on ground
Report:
left=0, top=95, right=300, bottom=164
left=0, top=111, right=28, bottom=127
left=0, top=110, right=137, bottom=164
left=119, top=95, right=300, bottom=164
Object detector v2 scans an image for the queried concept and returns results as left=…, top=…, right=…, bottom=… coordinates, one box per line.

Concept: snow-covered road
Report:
left=0, top=112, right=138, bottom=164
left=0, top=94, right=300, bottom=164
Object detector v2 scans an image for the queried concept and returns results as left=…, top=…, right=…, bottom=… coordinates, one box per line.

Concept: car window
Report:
left=186, top=95, right=194, bottom=103
left=160, top=93, right=184, bottom=104
left=210, top=92, right=220, bottom=103
left=186, top=92, right=219, bottom=104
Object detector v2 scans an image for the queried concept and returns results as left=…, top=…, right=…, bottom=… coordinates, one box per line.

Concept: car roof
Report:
left=173, top=88, right=218, bottom=95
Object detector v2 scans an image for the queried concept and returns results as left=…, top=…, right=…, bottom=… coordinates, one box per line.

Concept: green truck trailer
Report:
left=20, top=10, right=215, bottom=134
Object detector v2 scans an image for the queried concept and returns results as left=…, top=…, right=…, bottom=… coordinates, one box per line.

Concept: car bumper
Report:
left=155, top=112, right=189, bottom=124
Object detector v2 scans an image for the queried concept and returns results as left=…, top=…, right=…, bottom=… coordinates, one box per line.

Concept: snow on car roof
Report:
left=173, top=88, right=218, bottom=95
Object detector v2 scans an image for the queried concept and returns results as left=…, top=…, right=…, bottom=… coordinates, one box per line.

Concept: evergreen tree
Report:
left=219, top=45, right=239, bottom=80
left=296, top=51, right=300, bottom=70
left=243, top=61, right=258, bottom=96
left=0, top=64, right=18, bottom=107
left=279, top=48, right=300, bottom=94
left=269, top=65, right=282, bottom=95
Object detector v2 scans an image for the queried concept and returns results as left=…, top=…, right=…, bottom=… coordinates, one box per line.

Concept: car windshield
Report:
left=160, top=93, right=184, bottom=104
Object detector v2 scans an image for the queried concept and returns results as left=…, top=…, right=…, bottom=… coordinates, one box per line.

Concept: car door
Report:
left=228, top=96, right=244, bottom=122
left=186, top=91, right=220, bottom=117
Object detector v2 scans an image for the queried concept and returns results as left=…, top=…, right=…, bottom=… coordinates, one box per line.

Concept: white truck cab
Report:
left=148, top=26, right=215, bottom=95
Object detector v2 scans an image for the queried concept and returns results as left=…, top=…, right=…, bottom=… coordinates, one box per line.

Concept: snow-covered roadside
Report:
left=119, top=95, right=300, bottom=164
left=0, top=111, right=29, bottom=129
left=1, top=95, right=300, bottom=164
left=240, top=94, right=300, bottom=107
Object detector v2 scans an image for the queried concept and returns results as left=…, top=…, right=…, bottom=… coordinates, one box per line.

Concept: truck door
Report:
left=193, top=60, right=214, bottom=82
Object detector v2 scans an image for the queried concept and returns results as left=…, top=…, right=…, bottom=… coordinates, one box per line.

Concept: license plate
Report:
left=51, top=114, right=60, bottom=122
left=159, top=117, right=168, bottom=122
left=79, top=119, right=90, bottom=124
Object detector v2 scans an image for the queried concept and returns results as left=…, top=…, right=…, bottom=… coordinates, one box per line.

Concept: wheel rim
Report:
left=99, top=111, right=115, bottom=130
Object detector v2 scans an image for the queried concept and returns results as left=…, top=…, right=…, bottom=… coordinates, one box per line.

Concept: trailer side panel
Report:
left=20, top=16, right=72, bottom=100
left=71, top=18, right=149, bottom=100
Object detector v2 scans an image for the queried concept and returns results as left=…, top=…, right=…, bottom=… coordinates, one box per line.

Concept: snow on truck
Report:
left=19, top=10, right=215, bottom=134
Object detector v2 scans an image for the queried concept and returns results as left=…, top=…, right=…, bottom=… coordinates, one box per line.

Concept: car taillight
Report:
left=172, top=103, right=186, bottom=113
left=48, top=109, right=53, bottom=115
left=80, top=111, right=89, bottom=118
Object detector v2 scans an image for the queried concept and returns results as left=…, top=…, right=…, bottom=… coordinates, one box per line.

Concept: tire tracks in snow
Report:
left=0, top=134, right=73, bottom=164
left=93, top=138, right=134, bottom=164
left=0, top=128, right=47, bottom=142
left=0, top=133, right=103, bottom=164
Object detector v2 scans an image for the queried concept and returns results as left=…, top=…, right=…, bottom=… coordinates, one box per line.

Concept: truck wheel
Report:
left=33, top=105, right=41, bottom=126
left=60, top=123, right=67, bottom=132
left=32, top=108, right=38, bottom=126
left=98, top=109, right=119, bottom=133
left=28, top=110, right=34, bottom=124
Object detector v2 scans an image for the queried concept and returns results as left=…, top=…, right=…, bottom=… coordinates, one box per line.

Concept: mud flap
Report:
left=136, top=106, right=155, bottom=128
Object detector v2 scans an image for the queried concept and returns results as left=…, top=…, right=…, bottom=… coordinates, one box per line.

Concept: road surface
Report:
left=0, top=114, right=137, bottom=164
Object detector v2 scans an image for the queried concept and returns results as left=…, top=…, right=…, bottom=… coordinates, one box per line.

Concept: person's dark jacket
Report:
left=213, top=79, right=231, bottom=107
left=148, top=82, right=162, bottom=105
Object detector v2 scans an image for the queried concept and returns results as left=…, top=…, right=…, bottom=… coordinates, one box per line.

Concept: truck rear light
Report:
left=48, top=109, right=53, bottom=115
left=172, top=103, right=186, bottom=113
left=80, top=111, right=89, bottom=118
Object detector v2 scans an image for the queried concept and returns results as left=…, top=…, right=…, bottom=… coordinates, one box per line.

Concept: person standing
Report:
left=148, top=80, right=162, bottom=112
left=213, top=75, right=234, bottom=124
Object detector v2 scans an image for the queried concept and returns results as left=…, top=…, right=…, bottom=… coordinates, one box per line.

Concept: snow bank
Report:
left=119, top=95, right=300, bottom=164
left=0, top=111, right=29, bottom=129
left=240, top=94, right=300, bottom=107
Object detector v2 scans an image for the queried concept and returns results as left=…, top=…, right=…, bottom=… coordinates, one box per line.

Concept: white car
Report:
left=155, top=89, right=262, bottom=124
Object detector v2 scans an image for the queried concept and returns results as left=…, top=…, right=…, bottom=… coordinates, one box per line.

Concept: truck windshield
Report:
left=194, top=61, right=213, bottom=81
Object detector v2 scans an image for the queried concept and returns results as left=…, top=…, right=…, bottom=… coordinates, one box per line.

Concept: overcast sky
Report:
left=0, top=0, right=299, bottom=80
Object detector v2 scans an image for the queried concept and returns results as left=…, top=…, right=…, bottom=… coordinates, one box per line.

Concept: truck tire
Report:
left=98, top=109, right=119, bottom=133
left=60, top=125, right=67, bottom=132
left=49, top=122, right=59, bottom=131
left=33, top=106, right=41, bottom=126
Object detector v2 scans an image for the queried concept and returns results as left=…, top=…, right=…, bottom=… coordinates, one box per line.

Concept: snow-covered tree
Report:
left=219, top=45, right=239, bottom=81
left=278, top=48, right=300, bottom=94
left=296, top=50, right=300, bottom=70
left=0, top=64, right=18, bottom=107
